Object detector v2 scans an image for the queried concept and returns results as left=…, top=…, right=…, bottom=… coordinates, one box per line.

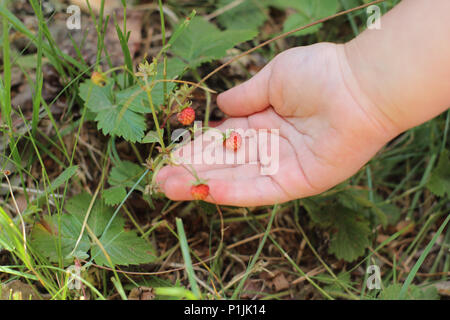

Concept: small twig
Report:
left=226, top=228, right=296, bottom=250
left=161, top=201, right=182, bottom=216
left=153, top=79, right=217, bottom=94
left=77, top=137, right=104, bottom=158
left=80, top=257, right=216, bottom=276
left=133, top=3, right=179, bottom=24
left=0, top=183, right=63, bottom=198
left=292, top=267, right=326, bottom=285
left=194, top=274, right=217, bottom=296
left=368, top=247, right=450, bottom=278
left=205, top=0, right=245, bottom=21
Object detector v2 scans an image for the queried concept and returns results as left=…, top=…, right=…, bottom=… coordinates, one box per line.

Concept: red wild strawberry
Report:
left=190, top=184, right=209, bottom=200
left=224, top=131, right=242, bottom=151
left=177, top=107, right=195, bottom=125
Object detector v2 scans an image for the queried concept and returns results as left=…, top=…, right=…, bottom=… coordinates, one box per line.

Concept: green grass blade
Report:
left=176, top=218, right=201, bottom=299
left=231, top=204, right=278, bottom=299
left=399, top=214, right=450, bottom=299
left=113, top=14, right=134, bottom=86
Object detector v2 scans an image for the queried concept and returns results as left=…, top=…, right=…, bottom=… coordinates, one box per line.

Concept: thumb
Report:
left=216, top=61, right=273, bottom=117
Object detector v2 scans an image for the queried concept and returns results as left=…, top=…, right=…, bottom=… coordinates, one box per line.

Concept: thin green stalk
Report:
left=158, top=0, right=168, bottom=105
left=428, top=225, right=450, bottom=277
left=192, top=69, right=212, bottom=126
left=0, top=5, right=87, bottom=72
left=294, top=201, right=358, bottom=299
left=1, top=6, right=28, bottom=201
left=406, top=213, right=439, bottom=256
left=18, top=63, right=70, bottom=161
left=440, top=110, right=449, bottom=153
left=96, top=168, right=150, bottom=251
left=231, top=205, right=278, bottom=299
left=144, top=81, right=166, bottom=150
left=31, top=0, right=44, bottom=136
left=406, top=154, right=437, bottom=219
left=176, top=218, right=201, bottom=299
left=267, top=233, right=334, bottom=300
left=111, top=277, right=128, bottom=300
left=366, top=165, right=374, bottom=202
left=399, top=214, right=450, bottom=299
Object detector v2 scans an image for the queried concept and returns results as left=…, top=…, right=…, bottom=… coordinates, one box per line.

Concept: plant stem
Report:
left=158, top=0, right=168, bottom=106
left=145, top=80, right=166, bottom=151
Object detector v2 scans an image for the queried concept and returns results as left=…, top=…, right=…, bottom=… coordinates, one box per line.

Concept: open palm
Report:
left=156, top=43, right=396, bottom=206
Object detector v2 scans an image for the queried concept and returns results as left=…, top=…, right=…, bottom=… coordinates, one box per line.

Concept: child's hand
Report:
left=156, top=43, right=397, bottom=206
left=157, top=0, right=450, bottom=206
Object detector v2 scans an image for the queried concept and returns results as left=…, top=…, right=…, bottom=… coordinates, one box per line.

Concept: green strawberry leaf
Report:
left=78, top=80, right=115, bottom=113
left=328, top=207, right=371, bottom=262
left=79, top=80, right=146, bottom=143
left=167, top=11, right=196, bottom=47
left=95, top=106, right=146, bottom=143
left=170, top=16, right=257, bottom=69
left=92, top=222, right=157, bottom=266
left=31, top=193, right=157, bottom=267
left=71, top=193, right=156, bottom=266
left=103, top=186, right=127, bottom=206
left=303, top=200, right=371, bottom=262
left=217, top=0, right=269, bottom=33
left=115, top=85, right=151, bottom=114
left=426, top=150, right=450, bottom=197
left=31, top=214, right=90, bottom=265
left=151, top=57, right=187, bottom=108
left=302, top=198, right=333, bottom=228
left=337, top=189, right=388, bottom=227
left=108, top=160, right=147, bottom=190
left=65, top=193, right=111, bottom=237
left=273, top=0, right=340, bottom=36
left=142, top=130, right=162, bottom=144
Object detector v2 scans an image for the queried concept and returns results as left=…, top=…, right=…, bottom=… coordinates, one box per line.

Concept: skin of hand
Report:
left=156, top=0, right=450, bottom=207
left=156, top=43, right=398, bottom=206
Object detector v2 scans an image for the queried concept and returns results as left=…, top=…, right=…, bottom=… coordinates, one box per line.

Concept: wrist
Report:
left=336, top=41, right=403, bottom=140
left=340, top=0, right=450, bottom=137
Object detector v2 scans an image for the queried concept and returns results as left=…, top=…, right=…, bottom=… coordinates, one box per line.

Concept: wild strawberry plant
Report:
left=28, top=10, right=258, bottom=267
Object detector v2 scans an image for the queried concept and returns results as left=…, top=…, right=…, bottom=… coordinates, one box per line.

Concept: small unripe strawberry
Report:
left=224, top=131, right=242, bottom=151
left=177, top=107, right=195, bottom=125
left=91, top=71, right=106, bottom=86
left=190, top=184, right=209, bottom=200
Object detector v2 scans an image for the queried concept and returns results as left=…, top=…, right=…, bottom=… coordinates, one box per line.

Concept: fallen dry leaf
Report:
left=128, top=286, right=155, bottom=300
left=396, top=220, right=415, bottom=235
left=272, top=273, right=290, bottom=292
left=13, top=195, right=28, bottom=213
